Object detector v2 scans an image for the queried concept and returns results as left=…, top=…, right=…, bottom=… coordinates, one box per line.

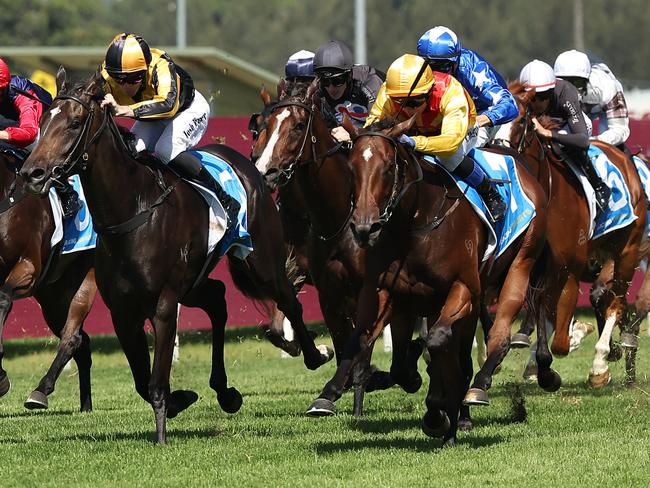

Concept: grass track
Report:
left=1, top=312, right=649, bottom=487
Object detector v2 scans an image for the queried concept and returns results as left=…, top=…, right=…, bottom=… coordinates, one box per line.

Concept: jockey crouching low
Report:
left=366, top=54, right=507, bottom=221
left=417, top=26, right=519, bottom=148
left=0, top=58, right=80, bottom=218
left=99, top=32, right=239, bottom=225
left=519, top=60, right=611, bottom=213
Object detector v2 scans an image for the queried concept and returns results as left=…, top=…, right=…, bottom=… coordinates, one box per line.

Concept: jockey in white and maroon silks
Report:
left=554, top=49, right=630, bottom=153
left=0, top=57, right=80, bottom=218
left=312, top=40, right=385, bottom=143
left=520, top=59, right=611, bottom=214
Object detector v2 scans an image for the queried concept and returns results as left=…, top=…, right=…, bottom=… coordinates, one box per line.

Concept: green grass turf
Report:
left=1, top=311, right=649, bottom=487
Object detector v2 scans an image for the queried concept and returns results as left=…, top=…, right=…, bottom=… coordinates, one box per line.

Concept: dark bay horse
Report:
left=250, top=82, right=416, bottom=416
left=0, top=148, right=96, bottom=411
left=508, top=82, right=646, bottom=387
left=20, top=69, right=332, bottom=443
left=306, top=113, right=547, bottom=445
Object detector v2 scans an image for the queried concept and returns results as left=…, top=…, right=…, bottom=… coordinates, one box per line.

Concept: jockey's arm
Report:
left=412, top=81, right=471, bottom=158
left=550, top=97, right=590, bottom=149
left=1, top=94, right=40, bottom=148
left=364, top=84, right=396, bottom=128
left=593, top=116, right=630, bottom=147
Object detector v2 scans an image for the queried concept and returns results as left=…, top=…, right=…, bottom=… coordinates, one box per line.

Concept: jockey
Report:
left=284, top=50, right=316, bottom=97
left=520, top=60, right=611, bottom=212
left=0, top=58, right=80, bottom=218
left=100, top=33, right=239, bottom=224
left=553, top=50, right=630, bottom=152
left=366, top=54, right=507, bottom=221
left=313, top=40, right=384, bottom=142
left=417, top=26, right=518, bottom=147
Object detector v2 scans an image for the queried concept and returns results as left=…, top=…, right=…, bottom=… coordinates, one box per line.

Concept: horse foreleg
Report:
left=27, top=268, right=97, bottom=411
left=388, top=314, right=422, bottom=394
left=0, top=258, right=39, bottom=398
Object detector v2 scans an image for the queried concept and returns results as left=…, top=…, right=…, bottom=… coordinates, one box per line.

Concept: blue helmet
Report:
left=417, top=26, right=462, bottom=61
left=285, top=50, right=315, bottom=80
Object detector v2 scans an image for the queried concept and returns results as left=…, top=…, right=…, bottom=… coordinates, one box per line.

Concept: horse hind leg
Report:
left=181, top=278, right=242, bottom=414
left=0, top=289, right=13, bottom=398
left=261, top=304, right=302, bottom=357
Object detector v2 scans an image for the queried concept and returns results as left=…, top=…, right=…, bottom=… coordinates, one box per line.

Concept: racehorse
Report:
left=251, top=82, right=410, bottom=416
left=507, top=82, right=646, bottom=387
left=19, top=68, right=332, bottom=443
left=0, top=146, right=96, bottom=412
left=305, top=111, right=547, bottom=445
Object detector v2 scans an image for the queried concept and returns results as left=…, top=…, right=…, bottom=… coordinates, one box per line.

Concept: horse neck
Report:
left=80, top=127, right=154, bottom=230
left=296, top=113, right=353, bottom=228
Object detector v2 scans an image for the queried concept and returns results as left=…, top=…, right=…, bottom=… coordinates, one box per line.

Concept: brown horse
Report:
left=507, top=82, right=646, bottom=387
left=304, top=111, right=547, bottom=445
left=250, top=82, right=413, bottom=416
left=19, top=69, right=332, bottom=443
left=0, top=147, right=96, bottom=411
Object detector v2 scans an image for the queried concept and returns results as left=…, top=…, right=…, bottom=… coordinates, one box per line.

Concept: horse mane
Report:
left=366, top=118, right=396, bottom=132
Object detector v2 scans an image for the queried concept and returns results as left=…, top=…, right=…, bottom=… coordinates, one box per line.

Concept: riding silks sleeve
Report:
left=4, top=94, right=40, bottom=147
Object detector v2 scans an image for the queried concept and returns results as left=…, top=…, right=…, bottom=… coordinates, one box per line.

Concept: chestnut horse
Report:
left=0, top=147, right=96, bottom=412
left=251, top=82, right=416, bottom=416
left=305, top=112, right=547, bottom=445
left=20, top=69, right=332, bottom=443
left=507, top=82, right=646, bottom=387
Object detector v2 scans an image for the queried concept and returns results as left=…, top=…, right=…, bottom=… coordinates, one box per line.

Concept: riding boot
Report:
left=573, top=148, right=611, bottom=214
left=55, top=181, right=81, bottom=219
left=196, top=167, right=241, bottom=227
left=453, top=155, right=507, bottom=222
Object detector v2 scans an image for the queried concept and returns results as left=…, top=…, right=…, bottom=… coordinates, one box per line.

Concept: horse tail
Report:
left=226, top=257, right=272, bottom=319
left=284, top=245, right=307, bottom=292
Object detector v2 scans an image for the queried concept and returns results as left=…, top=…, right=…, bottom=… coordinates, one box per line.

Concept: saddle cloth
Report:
left=185, top=150, right=252, bottom=260
left=49, top=174, right=97, bottom=254
left=565, top=145, right=637, bottom=240
left=423, top=148, right=536, bottom=262
left=632, top=155, right=650, bottom=236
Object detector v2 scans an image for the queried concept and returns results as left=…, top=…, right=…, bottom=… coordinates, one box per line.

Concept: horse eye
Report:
left=293, top=122, right=306, bottom=132
left=69, top=119, right=82, bottom=129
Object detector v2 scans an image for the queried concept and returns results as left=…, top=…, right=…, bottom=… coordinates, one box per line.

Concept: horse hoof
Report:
left=463, top=388, right=490, bottom=406
left=442, top=436, right=457, bottom=448
left=217, top=387, right=243, bottom=414
left=167, top=390, right=199, bottom=419
left=421, top=410, right=450, bottom=438
left=400, top=373, right=422, bottom=394
left=538, top=369, right=562, bottom=392
left=510, top=333, right=531, bottom=349
left=0, top=374, right=10, bottom=398
left=306, top=398, right=336, bottom=417
left=607, top=344, right=623, bottom=362
left=588, top=370, right=611, bottom=389
left=522, top=363, right=538, bottom=382
left=24, top=390, right=48, bottom=410
left=458, top=417, right=473, bottom=432
left=366, top=370, right=395, bottom=393
left=620, top=332, right=638, bottom=350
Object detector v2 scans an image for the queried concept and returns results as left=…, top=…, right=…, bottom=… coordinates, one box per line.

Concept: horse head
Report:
left=250, top=79, right=322, bottom=190
left=345, top=112, right=418, bottom=248
left=21, top=67, right=106, bottom=196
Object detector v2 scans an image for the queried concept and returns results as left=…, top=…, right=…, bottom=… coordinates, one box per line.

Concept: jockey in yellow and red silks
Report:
left=366, top=54, right=506, bottom=221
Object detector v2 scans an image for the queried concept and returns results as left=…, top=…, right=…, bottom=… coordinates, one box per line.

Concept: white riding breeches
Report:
left=131, top=89, right=211, bottom=163
left=437, top=124, right=479, bottom=172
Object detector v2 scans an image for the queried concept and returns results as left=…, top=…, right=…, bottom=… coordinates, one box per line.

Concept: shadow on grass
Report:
left=4, top=323, right=330, bottom=358
left=0, top=408, right=79, bottom=420
left=314, top=433, right=503, bottom=454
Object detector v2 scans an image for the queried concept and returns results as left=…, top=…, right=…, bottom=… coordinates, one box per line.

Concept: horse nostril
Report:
left=22, top=167, right=46, bottom=182
left=369, top=222, right=383, bottom=236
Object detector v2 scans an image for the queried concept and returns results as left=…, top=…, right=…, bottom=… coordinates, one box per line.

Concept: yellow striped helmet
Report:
left=105, top=33, right=152, bottom=79
left=385, top=54, right=435, bottom=97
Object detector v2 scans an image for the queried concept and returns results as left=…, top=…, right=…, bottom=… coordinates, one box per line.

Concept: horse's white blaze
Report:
left=362, top=147, right=373, bottom=162
left=591, top=312, right=617, bottom=375
left=255, top=108, right=290, bottom=175
left=40, top=106, right=62, bottom=134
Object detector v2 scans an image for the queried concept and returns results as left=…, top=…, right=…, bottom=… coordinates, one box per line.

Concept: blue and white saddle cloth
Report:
left=632, top=155, right=650, bottom=236
left=565, top=145, right=637, bottom=240
left=423, top=148, right=536, bottom=262
left=185, top=150, right=253, bottom=260
left=49, top=174, right=97, bottom=254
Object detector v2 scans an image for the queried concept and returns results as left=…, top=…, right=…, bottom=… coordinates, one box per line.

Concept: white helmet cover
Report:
left=519, top=59, right=556, bottom=92
left=554, top=49, right=591, bottom=79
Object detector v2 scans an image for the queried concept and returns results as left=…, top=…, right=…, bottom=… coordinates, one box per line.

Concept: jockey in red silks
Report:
left=0, top=58, right=80, bottom=218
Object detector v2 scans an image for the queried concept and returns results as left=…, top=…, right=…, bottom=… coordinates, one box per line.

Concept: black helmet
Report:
left=314, top=40, right=353, bottom=77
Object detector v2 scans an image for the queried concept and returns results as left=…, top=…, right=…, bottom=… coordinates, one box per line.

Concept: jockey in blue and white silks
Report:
left=417, top=26, right=518, bottom=147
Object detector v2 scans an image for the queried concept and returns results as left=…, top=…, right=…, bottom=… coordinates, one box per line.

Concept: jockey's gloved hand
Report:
left=398, top=134, right=416, bottom=148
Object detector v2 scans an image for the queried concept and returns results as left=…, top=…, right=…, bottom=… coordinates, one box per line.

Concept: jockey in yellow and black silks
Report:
left=366, top=54, right=506, bottom=220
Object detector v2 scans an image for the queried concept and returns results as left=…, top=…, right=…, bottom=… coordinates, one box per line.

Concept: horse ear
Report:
left=56, top=65, right=67, bottom=92
left=261, top=86, right=272, bottom=106
left=304, top=78, right=319, bottom=103
left=277, top=79, right=287, bottom=100
left=386, top=111, right=418, bottom=138
left=341, top=114, right=359, bottom=141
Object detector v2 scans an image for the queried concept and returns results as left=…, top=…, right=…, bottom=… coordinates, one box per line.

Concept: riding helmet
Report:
left=417, top=26, right=462, bottom=61
left=385, top=54, right=435, bottom=97
left=554, top=50, right=592, bottom=80
left=519, top=60, right=556, bottom=92
left=0, top=58, right=10, bottom=90
left=104, top=33, right=152, bottom=79
left=313, top=41, right=353, bottom=77
left=285, top=50, right=315, bottom=80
